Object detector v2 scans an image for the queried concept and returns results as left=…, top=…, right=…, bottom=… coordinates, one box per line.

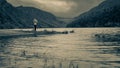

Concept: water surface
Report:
left=0, top=28, right=120, bottom=68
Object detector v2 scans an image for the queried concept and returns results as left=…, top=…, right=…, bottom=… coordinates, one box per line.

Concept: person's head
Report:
left=33, top=18, right=38, bottom=25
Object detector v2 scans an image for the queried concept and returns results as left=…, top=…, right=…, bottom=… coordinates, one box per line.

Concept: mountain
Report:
left=0, top=0, right=65, bottom=29
left=16, top=6, right=65, bottom=28
left=67, top=0, right=120, bottom=27
left=0, top=0, right=23, bottom=29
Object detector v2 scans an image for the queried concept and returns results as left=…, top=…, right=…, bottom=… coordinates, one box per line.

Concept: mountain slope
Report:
left=0, top=0, right=64, bottom=29
left=17, top=6, right=65, bottom=28
left=0, top=0, right=23, bottom=28
left=67, top=0, right=120, bottom=27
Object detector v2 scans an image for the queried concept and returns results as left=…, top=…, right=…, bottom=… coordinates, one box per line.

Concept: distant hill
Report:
left=67, top=0, right=120, bottom=27
left=57, top=17, right=75, bottom=24
left=0, top=0, right=65, bottom=29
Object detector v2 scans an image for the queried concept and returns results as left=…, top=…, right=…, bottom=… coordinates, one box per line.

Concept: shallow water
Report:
left=0, top=28, right=120, bottom=68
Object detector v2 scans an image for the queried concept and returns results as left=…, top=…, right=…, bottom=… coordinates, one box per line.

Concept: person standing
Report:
left=33, top=18, right=38, bottom=31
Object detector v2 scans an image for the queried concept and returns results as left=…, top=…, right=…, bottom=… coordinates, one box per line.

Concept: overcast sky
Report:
left=7, top=0, right=104, bottom=18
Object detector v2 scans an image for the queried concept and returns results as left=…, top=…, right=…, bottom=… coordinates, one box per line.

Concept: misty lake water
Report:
left=0, top=28, right=120, bottom=68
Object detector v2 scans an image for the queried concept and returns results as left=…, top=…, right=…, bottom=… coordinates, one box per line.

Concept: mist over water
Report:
left=0, top=28, right=120, bottom=68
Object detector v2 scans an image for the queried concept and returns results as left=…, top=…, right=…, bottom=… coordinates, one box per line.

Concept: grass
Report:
left=94, top=32, right=120, bottom=42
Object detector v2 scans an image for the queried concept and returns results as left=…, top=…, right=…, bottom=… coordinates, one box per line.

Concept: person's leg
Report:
left=34, top=25, right=36, bottom=31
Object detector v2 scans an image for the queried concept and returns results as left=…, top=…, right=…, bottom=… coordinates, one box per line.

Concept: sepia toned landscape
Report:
left=0, top=0, right=120, bottom=68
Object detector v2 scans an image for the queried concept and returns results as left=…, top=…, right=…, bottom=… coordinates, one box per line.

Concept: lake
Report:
left=0, top=28, right=120, bottom=68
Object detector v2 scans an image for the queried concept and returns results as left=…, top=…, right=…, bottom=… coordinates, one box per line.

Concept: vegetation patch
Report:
left=94, top=32, right=120, bottom=42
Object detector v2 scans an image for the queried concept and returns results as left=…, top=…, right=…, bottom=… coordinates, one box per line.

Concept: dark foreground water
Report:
left=0, top=28, right=120, bottom=68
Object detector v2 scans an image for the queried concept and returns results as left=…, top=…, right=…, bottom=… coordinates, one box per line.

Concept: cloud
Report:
left=7, top=0, right=104, bottom=18
left=33, top=0, right=77, bottom=13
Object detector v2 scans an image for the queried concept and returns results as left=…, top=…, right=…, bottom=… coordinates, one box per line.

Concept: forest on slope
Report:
left=67, top=0, right=120, bottom=27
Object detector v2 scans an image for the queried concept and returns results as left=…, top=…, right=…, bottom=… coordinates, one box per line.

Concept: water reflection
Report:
left=0, top=28, right=120, bottom=68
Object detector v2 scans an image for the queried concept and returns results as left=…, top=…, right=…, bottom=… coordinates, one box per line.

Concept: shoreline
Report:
left=0, top=29, right=72, bottom=39
left=0, top=29, right=34, bottom=40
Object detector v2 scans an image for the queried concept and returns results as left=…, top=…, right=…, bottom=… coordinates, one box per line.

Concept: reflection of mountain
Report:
left=0, top=0, right=65, bottom=29
left=67, top=0, right=120, bottom=27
